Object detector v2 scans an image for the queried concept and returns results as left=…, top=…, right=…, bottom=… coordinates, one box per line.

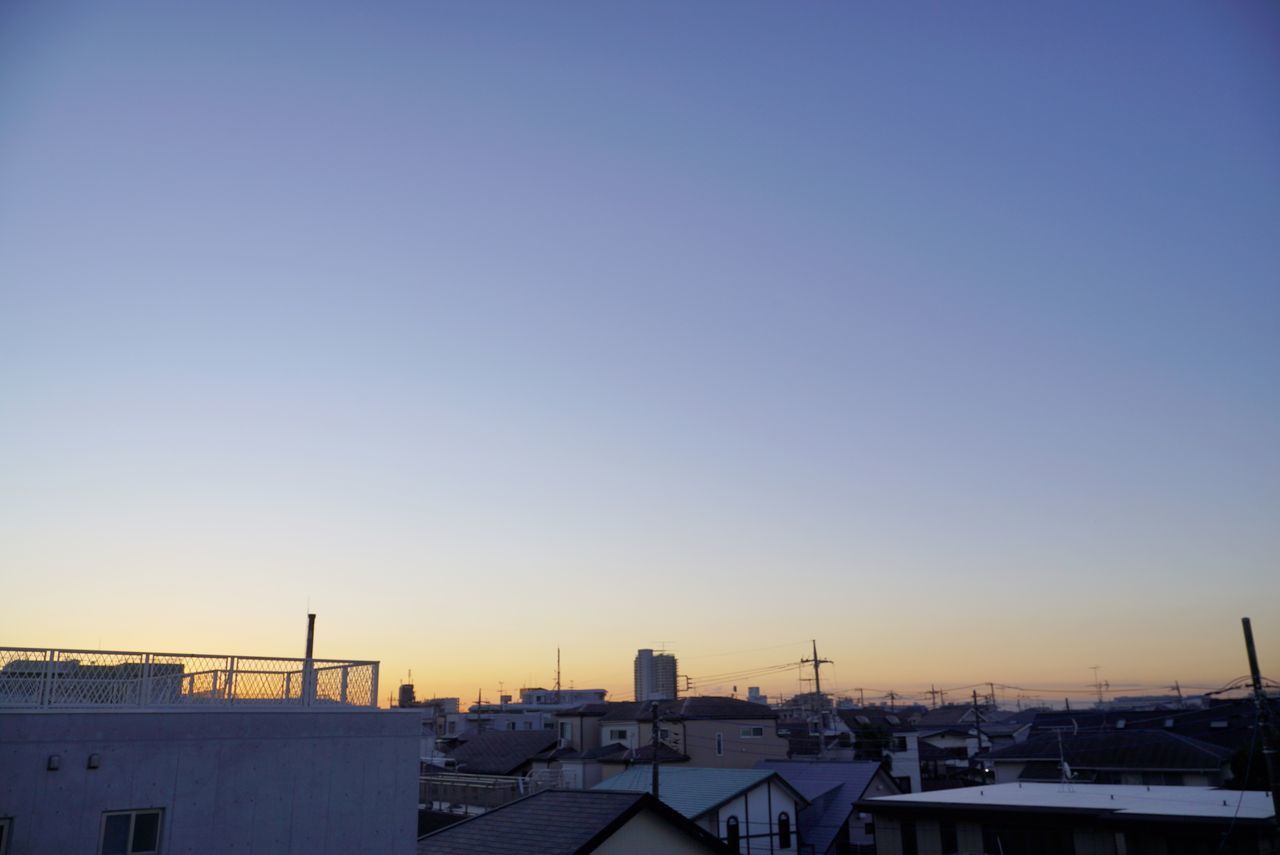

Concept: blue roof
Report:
left=593, top=766, right=804, bottom=820
left=755, top=760, right=894, bottom=855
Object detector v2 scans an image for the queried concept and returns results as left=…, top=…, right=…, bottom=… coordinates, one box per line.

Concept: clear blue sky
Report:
left=2, top=2, right=1277, bottom=702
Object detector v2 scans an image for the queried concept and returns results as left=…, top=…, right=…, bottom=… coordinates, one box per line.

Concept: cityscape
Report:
left=2, top=1, right=1278, bottom=854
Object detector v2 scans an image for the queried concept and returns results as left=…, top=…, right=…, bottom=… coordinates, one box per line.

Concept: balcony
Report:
left=0, top=646, right=379, bottom=710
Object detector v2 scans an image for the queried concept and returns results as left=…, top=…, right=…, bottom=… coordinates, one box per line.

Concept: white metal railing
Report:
left=0, top=647, right=379, bottom=710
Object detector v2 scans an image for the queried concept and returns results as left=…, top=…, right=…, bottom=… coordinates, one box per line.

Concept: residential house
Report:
left=857, top=782, right=1277, bottom=855
left=987, top=729, right=1235, bottom=786
left=755, top=760, right=902, bottom=854
left=836, top=709, right=923, bottom=793
left=596, top=766, right=808, bottom=852
left=443, top=687, right=609, bottom=739
left=416, top=789, right=731, bottom=854
left=422, top=730, right=562, bottom=816
left=595, top=697, right=788, bottom=772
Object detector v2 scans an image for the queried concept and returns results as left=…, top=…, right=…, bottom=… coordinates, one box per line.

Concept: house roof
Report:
left=602, top=743, right=690, bottom=765
left=416, top=789, right=731, bottom=854
left=445, top=730, right=560, bottom=775
left=600, top=696, right=778, bottom=723
left=555, top=702, right=612, bottom=718
left=857, top=783, right=1275, bottom=826
left=756, top=760, right=899, bottom=854
left=986, top=730, right=1234, bottom=772
left=594, top=766, right=807, bottom=821
left=836, top=709, right=915, bottom=733
left=915, top=705, right=1013, bottom=728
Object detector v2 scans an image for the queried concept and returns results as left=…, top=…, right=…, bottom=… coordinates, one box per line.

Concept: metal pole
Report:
left=1241, top=617, right=1280, bottom=825
left=304, top=613, right=316, bottom=706
left=651, top=701, right=660, bottom=799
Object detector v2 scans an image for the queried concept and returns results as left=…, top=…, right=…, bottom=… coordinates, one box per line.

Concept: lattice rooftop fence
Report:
left=0, top=647, right=379, bottom=709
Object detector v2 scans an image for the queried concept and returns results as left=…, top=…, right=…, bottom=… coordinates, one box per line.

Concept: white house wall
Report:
left=710, top=778, right=801, bottom=853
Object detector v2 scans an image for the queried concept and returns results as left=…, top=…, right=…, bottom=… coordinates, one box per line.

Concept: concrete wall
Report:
left=0, top=709, right=420, bottom=855
left=709, top=777, right=801, bottom=853
left=681, top=720, right=788, bottom=768
left=594, top=809, right=713, bottom=855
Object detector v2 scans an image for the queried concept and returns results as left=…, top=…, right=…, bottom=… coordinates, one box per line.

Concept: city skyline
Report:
left=3, top=2, right=1278, bottom=705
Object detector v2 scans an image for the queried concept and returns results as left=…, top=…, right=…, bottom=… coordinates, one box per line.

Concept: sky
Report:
left=1, top=2, right=1277, bottom=708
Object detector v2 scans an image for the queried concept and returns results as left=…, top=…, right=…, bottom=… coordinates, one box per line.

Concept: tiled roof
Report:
left=416, top=789, right=729, bottom=854
left=555, top=702, right=612, bottom=718
left=756, top=760, right=898, bottom=854
left=594, top=766, right=806, bottom=821
left=987, top=730, right=1233, bottom=771
left=446, top=730, right=560, bottom=775
left=600, top=696, right=778, bottom=722
left=836, top=710, right=915, bottom=732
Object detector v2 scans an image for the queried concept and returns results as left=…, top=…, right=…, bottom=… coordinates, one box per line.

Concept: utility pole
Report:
left=554, top=648, right=561, bottom=704
left=1241, top=617, right=1280, bottom=824
left=928, top=685, right=941, bottom=708
left=886, top=691, right=898, bottom=711
left=650, top=701, right=661, bottom=799
left=801, top=640, right=832, bottom=697
left=801, top=640, right=833, bottom=758
left=987, top=682, right=997, bottom=707
left=972, top=689, right=987, bottom=778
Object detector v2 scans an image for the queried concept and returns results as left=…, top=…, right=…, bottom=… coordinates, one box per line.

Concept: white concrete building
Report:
left=0, top=645, right=419, bottom=855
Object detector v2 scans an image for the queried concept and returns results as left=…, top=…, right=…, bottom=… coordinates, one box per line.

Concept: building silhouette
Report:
left=633, top=649, right=678, bottom=701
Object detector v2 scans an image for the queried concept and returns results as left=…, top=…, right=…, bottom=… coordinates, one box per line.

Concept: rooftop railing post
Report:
left=227, top=657, right=237, bottom=706
left=370, top=663, right=379, bottom=708
left=39, top=649, right=54, bottom=707
left=140, top=654, right=152, bottom=707
left=340, top=666, right=349, bottom=705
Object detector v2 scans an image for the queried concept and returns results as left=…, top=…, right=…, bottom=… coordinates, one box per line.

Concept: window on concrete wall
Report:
left=99, top=809, right=162, bottom=855
left=0, top=817, right=11, bottom=855
left=740, top=726, right=764, bottom=738
left=608, top=728, right=628, bottom=742
left=559, top=721, right=572, bottom=740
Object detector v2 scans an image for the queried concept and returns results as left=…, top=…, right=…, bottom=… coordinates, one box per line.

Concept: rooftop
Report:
left=594, top=766, right=805, bottom=820
left=860, top=782, right=1276, bottom=823
left=0, top=646, right=378, bottom=710
left=416, top=789, right=728, bottom=854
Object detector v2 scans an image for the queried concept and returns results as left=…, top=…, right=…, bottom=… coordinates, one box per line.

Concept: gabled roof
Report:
left=594, top=766, right=808, bottom=821
left=416, top=789, right=731, bottom=854
left=445, top=730, right=560, bottom=775
left=916, top=704, right=1013, bottom=728
left=602, top=743, right=690, bottom=765
left=756, top=760, right=900, bottom=854
left=600, top=696, right=778, bottom=722
left=554, top=702, right=612, bottom=718
left=986, top=730, right=1233, bottom=772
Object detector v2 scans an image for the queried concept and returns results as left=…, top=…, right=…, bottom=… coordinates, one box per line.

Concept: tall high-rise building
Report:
left=633, top=649, right=678, bottom=701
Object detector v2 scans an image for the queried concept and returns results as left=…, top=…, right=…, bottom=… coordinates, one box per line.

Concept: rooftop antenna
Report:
left=1056, top=729, right=1074, bottom=792
left=1090, top=666, right=1107, bottom=705
left=554, top=648, right=561, bottom=703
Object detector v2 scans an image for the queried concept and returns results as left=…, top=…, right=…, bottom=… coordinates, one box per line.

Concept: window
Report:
left=660, top=728, right=671, bottom=739
left=740, top=726, right=764, bottom=739
left=715, top=732, right=724, bottom=756
left=0, top=817, right=11, bottom=855
left=507, top=721, right=516, bottom=731
left=725, top=816, right=740, bottom=851
left=607, top=728, right=628, bottom=743
left=100, top=810, right=161, bottom=855
left=900, top=819, right=918, bottom=855
left=940, top=821, right=958, bottom=853
left=778, top=812, right=791, bottom=849
left=559, top=721, right=572, bottom=740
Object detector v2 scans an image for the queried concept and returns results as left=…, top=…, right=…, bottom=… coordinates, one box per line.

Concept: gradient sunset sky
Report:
left=2, top=2, right=1277, bottom=707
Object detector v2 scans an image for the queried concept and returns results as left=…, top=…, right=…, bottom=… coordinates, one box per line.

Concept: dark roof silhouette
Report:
left=446, top=730, right=559, bottom=775
left=416, top=790, right=730, bottom=854
left=600, top=696, right=778, bottom=722
left=987, top=729, right=1233, bottom=771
